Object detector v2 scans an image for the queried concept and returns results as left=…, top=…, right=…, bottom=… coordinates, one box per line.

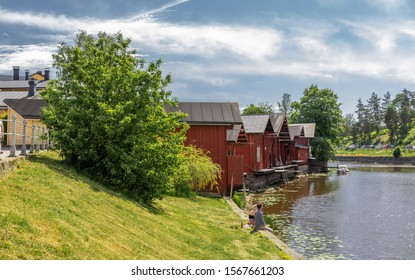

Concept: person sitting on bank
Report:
left=248, top=204, right=257, bottom=226
left=254, top=203, right=274, bottom=233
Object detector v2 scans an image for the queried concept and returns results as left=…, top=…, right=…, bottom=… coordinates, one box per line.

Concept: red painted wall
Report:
left=290, top=137, right=310, bottom=165
left=234, top=133, right=280, bottom=173
left=184, top=125, right=244, bottom=195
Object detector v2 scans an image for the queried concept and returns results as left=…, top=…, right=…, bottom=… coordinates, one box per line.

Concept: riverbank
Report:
left=334, top=155, right=415, bottom=165
left=225, top=197, right=304, bottom=260
left=0, top=151, right=285, bottom=260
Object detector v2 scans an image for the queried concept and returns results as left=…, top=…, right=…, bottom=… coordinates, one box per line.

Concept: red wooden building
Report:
left=288, top=123, right=316, bottom=169
left=165, top=102, right=248, bottom=195
left=235, top=113, right=291, bottom=174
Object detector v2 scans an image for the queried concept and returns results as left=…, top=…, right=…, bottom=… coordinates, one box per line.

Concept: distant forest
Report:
left=245, top=88, right=415, bottom=148
left=342, top=89, right=415, bottom=146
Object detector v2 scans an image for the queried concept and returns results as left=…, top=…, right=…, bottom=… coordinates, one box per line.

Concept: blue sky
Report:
left=1, top=0, right=415, bottom=115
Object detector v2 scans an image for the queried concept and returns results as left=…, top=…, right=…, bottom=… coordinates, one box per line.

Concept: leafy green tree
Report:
left=242, top=102, right=274, bottom=115
left=41, top=31, right=188, bottom=202
left=341, top=113, right=357, bottom=143
left=291, top=85, right=343, bottom=144
left=310, top=137, right=335, bottom=161
left=290, top=85, right=343, bottom=161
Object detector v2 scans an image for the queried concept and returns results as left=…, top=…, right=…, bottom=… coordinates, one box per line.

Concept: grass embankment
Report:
left=0, top=152, right=284, bottom=260
left=336, top=148, right=415, bottom=157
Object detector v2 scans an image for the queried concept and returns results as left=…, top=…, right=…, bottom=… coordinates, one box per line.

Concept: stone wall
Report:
left=308, top=159, right=328, bottom=172
left=0, top=157, right=25, bottom=177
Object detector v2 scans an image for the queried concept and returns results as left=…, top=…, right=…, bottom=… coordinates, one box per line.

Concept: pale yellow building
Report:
left=3, top=99, right=47, bottom=146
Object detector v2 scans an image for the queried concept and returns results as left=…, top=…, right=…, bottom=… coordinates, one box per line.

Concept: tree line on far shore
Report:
left=243, top=88, right=415, bottom=154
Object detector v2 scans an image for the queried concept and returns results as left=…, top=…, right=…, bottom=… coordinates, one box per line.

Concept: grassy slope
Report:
left=336, top=148, right=415, bottom=157
left=0, top=152, right=283, bottom=260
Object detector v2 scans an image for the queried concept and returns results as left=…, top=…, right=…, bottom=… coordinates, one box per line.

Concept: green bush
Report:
left=232, top=192, right=245, bottom=209
left=172, top=145, right=222, bottom=197
left=393, top=147, right=401, bottom=158
left=311, top=137, right=335, bottom=161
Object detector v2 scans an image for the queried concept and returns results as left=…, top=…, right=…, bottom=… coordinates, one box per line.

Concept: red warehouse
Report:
left=166, top=102, right=248, bottom=196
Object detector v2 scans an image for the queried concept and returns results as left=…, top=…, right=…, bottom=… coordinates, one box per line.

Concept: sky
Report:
left=1, top=0, right=415, bottom=115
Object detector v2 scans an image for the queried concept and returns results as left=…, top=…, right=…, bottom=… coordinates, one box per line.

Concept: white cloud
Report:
left=129, top=0, right=190, bottom=20
left=3, top=3, right=415, bottom=88
left=0, top=7, right=282, bottom=62
left=0, top=45, right=56, bottom=72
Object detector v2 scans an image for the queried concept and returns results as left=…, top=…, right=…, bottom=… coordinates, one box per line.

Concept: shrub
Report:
left=393, top=147, right=401, bottom=158
left=172, top=145, right=222, bottom=196
left=311, top=137, right=335, bottom=161
left=232, top=192, right=245, bottom=209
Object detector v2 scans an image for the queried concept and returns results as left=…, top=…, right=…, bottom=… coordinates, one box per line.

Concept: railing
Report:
left=0, top=115, right=51, bottom=160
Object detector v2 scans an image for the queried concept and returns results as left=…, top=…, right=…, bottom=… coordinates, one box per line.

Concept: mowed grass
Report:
left=0, top=151, right=283, bottom=260
left=336, top=148, right=415, bottom=157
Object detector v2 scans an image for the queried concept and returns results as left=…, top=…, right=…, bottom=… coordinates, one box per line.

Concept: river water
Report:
left=253, top=164, right=415, bottom=260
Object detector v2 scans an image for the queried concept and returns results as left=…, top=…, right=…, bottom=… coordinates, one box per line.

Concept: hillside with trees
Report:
left=341, top=89, right=415, bottom=148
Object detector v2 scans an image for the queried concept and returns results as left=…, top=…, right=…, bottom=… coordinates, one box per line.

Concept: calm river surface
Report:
left=254, top=164, right=415, bottom=260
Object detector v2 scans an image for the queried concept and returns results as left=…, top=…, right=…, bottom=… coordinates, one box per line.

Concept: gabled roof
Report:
left=226, top=124, right=248, bottom=143
left=269, top=112, right=286, bottom=133
left=270, top=112, right=291, bottom=140
left=165, top=102, right=243, bottom=125
left=288, top=124, right=304, bottom=140
left=241, top=115, right=272, bottom=133
left=289, top=123, right=316, bottom=139
left=3, top=99, right=47, bottom=119
left=302, top=123, right=316, bottom=138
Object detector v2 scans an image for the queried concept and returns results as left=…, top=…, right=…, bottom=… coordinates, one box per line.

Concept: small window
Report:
left=256, top=145, right=261, bottom=163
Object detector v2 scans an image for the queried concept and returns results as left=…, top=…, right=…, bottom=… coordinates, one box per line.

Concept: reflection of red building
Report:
left=165, top=102, right=248, bottom=196
left=235, top=113, right=291, bottom=173
left=289, top=123, right=316, bottom=169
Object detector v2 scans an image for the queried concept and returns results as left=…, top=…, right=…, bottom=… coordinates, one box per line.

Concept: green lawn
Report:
left=0, top=152, right=285, bottom=260
left=336, top=148, right=415, bottom=157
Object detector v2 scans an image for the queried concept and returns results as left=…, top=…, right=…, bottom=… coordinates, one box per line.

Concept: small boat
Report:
left=337, top=164, right=349, bottom=174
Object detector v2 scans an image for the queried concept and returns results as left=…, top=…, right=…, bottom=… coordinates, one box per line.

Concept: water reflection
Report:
left=253, top=166, right=415, bottom=260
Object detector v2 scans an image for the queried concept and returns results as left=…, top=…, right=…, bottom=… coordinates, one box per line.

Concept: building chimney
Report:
left=13, top=66, right=20, bottom=80
left=44, top=68, right=50, bottom=81
left=25, top=69, right=29, bottom=80
left=28, top=80, right=36, bottom=97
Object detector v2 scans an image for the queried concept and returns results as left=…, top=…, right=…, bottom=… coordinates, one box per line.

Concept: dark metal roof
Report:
left=3, top=99, right=47, bottom=119
left=0, top=91, right=30, bottom=108
left=0, top=74, right=24, bottom=81
left=0, top=80, right=48, bottom=89
left=165, top=102, right=243, bottom=124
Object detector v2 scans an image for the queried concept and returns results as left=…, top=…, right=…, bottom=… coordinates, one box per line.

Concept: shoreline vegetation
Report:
left=0, top=151, right=288, bottom=260
left=335, top=148, right=415, bottom=157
